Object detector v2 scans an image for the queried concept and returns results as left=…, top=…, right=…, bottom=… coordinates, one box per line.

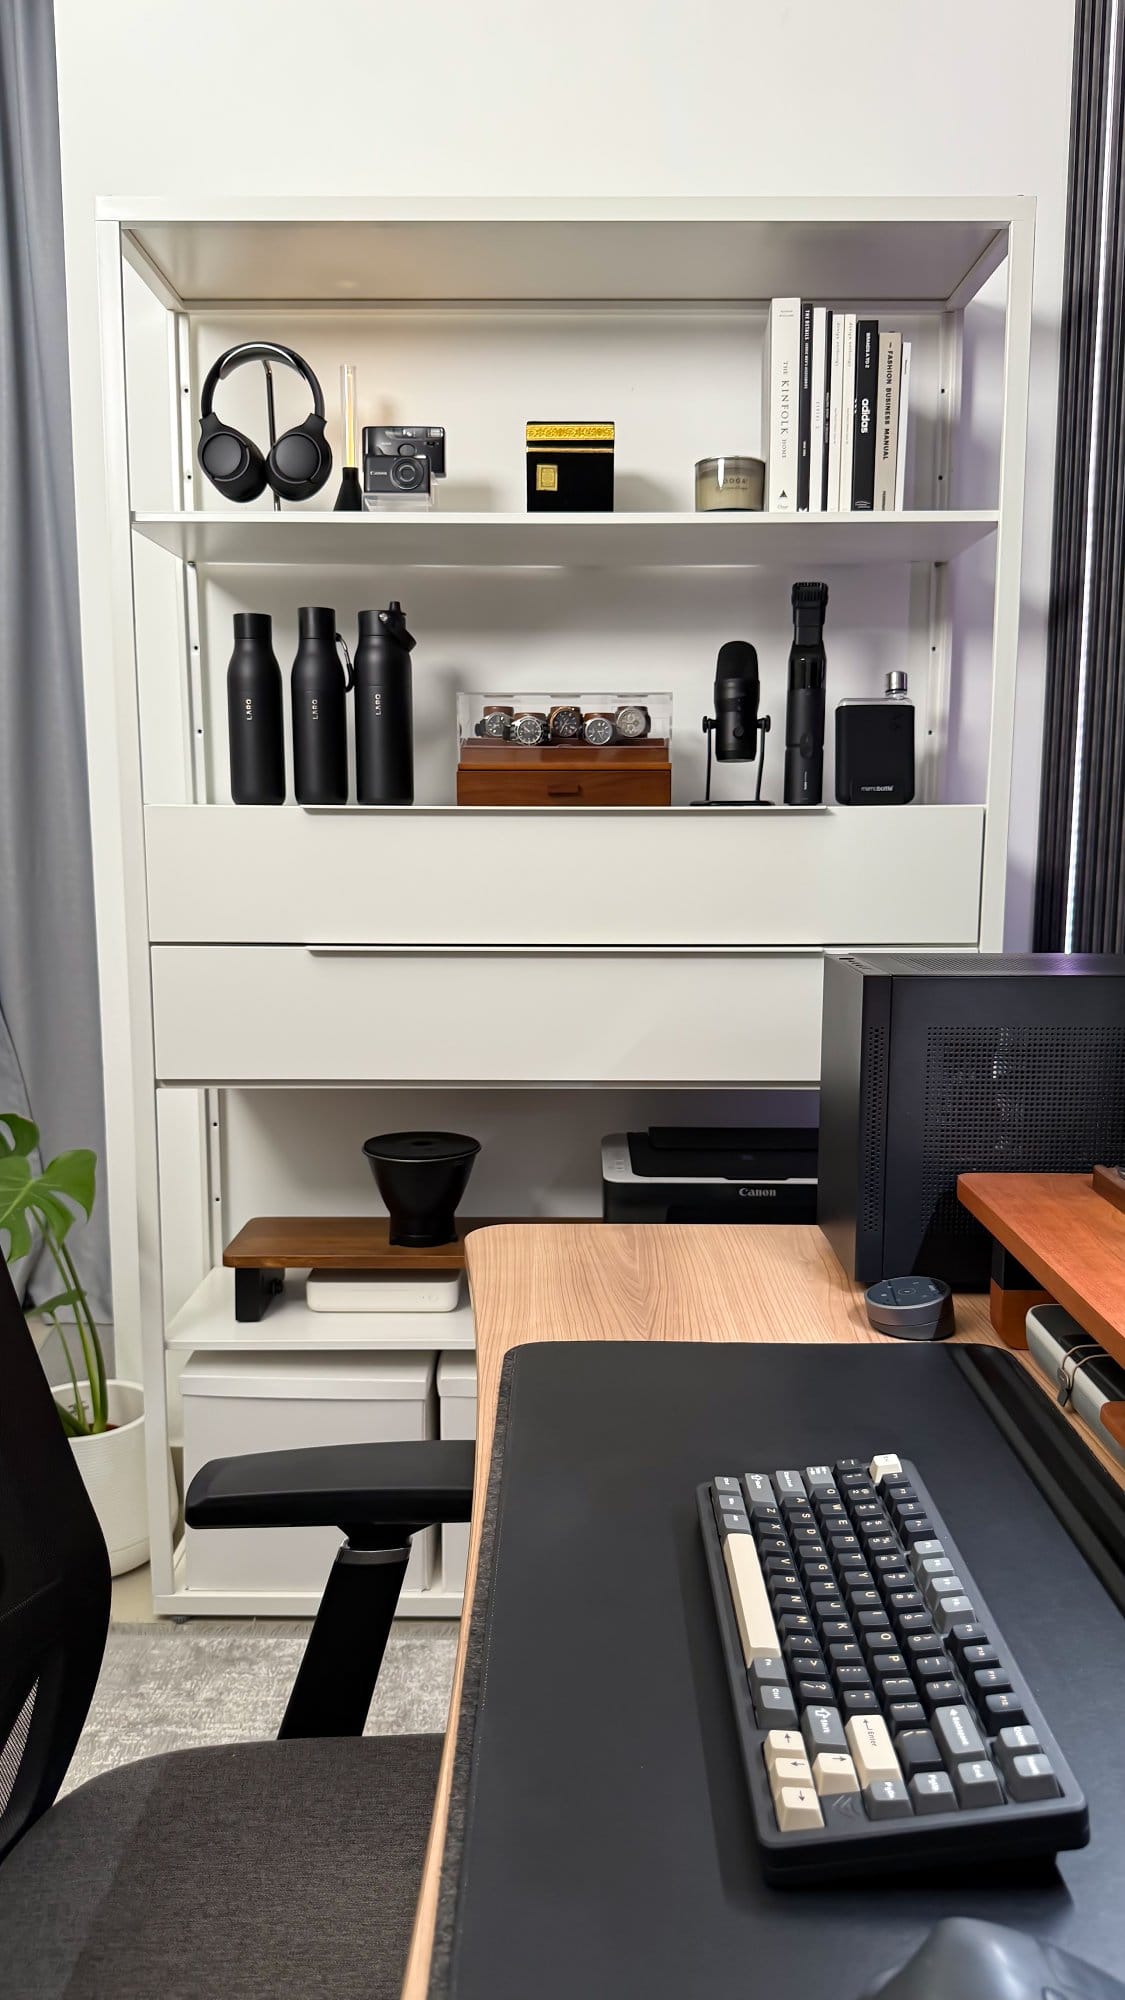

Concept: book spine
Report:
left=894, top=339, right=912, bottom=509
left=851, top=317, right=879, bottom=511
left=874, top=332, right=902, bottom=513
left=797, top=302, right=814, bottom=510
left=764, top=297, right=801, bottom=511
left=838, top=313, right=857, bottom=512
left=809, top=307, right=828, bottom=514
left=826, top=311, right=844, bottom=510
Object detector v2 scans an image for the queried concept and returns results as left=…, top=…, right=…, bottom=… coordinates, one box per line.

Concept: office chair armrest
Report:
left=184, top=1438, right=474, bottom=1533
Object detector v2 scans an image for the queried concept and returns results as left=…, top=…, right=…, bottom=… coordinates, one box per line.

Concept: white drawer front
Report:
left=150, top=947, right=824, bottom=1084
left=144, top=806, right=984, bottom=948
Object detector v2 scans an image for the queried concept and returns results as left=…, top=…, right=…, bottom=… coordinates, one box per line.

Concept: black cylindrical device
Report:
left=713, top=640, right=761, bottom=760
left=353, top=602, right=416, bottom=805
left=227, top=611, right=285, bottom=804
left=291, top=605, right=350, bottom=805
left=784, top=580, right=828, bottom=805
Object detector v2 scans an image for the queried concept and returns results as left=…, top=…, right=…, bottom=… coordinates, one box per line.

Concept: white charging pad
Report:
left=305, top=1269, right=464, bottom=1313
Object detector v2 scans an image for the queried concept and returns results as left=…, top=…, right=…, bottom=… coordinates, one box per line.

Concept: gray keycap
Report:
left=865, top=1778, right=912, bottom=1819
left=910, top=1539, right=946, bottom=1570
left=932, top=1595, right=975, bottom=1633
left=924, top=1571, right=966, bottom=1609
left=910, top=1770, right=957, bottom=1815
left=750, top=1656, right=789, bottom=1690
left=713, top=1476, right=741, bottom=1493
left=995, top=1724, right=1041, bottom=1767
left=754, top=1682, right=798, bottom=1728
left=804, top=1465, right=837, bottom=1492
left=933, top=1703, right=985, bottom=1767
left=802, top=1705, right=848, bottom=1754
left=1006, top=1753, right=1060, bottom=1802
left=744, top=1473, right=775, bottom=1505
left=917, top=1555, right=955, bottom=1580
left=775, top=1470, right=806, bottom=1497
left=953, top=1759, right=1003, bottom=1808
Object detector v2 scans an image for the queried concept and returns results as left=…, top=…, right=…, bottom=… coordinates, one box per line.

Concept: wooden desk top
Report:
left=959, top=1173, right=1125, bottom=1372
left=401, top=1222, right=1121, bottom=1997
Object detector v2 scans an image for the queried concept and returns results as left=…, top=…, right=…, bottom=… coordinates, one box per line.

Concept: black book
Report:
left=820, top=308, right=834, bottom=509
left=851, top=317, right=879, bottom=510
left=797, top=302, right=814, bottom=510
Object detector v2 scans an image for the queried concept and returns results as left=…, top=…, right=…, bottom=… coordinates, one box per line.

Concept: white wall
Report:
left=55, top=0, right=1074, bottom=940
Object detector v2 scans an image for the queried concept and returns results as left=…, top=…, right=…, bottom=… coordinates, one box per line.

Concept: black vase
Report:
left=362, top=1131, right=481, bottom=1247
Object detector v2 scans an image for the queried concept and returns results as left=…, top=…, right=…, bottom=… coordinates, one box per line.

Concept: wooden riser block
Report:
left=1093, top=1164, right=1125, bottom=1215
left=988, top=1280, right=1052, bottom=1349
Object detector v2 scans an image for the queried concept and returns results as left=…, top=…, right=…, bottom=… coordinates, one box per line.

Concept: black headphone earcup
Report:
left=267, top=415, right=332, bottom=501
left=198, top=415, right=268, bottom=502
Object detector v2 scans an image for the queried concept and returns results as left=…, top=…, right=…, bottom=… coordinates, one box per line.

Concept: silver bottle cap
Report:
left=885, top=671, right=909, bottom=697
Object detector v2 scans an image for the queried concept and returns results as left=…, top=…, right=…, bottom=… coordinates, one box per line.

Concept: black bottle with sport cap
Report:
left=227, top=611, right=284, bottom=804
left=353, top=601, right=416, bottom=804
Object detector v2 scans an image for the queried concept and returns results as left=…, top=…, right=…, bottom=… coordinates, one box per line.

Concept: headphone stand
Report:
left=691, top=714, right=773, bottom=806
left=261, top=360, right=282, bottom=512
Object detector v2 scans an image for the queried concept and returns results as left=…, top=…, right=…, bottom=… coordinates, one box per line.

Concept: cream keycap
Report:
left=769, top=1756, right=813, bottom=1794
left=868, top=1454, right=903, bottom=1486
left=845, top=1712, right=903, bottom=1788
left=812, top=1752, right=860, bottom=1796
left=763, top=1730, right=806, bottom=1770
left=774, top=1783, right=824, bottom=1832
left=722, top=1532, right=780, bottom=1666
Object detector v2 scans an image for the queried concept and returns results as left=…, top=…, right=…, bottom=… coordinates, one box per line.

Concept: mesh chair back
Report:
left=0, top=1260, right=110, bottom=1863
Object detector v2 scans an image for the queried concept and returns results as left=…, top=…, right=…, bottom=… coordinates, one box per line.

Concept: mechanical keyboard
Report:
left=699, top=1454, right=1089, bottom=1882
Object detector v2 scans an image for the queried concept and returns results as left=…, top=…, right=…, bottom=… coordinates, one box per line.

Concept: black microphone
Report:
left=784, top=581, right=828, bottom=805
left=714, top=640, right=761, bottom=761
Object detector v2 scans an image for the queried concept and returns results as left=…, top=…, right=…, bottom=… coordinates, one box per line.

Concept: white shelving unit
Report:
left=88, top=196, right=1034, bottom=1618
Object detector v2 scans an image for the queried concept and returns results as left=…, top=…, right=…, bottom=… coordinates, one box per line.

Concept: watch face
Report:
left=614, top=704, right=649, bottom=739
left=481, top=711, right=511, bottom=739
left=549, top=706, right=582, bottom=741
left=512, top=714, right=546, bottom=745
left=584, top=716, right=614, bottom=746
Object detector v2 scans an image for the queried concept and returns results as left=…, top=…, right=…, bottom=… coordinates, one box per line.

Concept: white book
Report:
left=838, top=312, right=858, bottom=514
left=826, top=311, right=845, bottom=510
left=874, top=332, right=903, bottom=513
left=808, top=307, right=828, bottom=513
left=894, top=339, right=912, bottom=509
left=762, top=296, right=801, bottom=511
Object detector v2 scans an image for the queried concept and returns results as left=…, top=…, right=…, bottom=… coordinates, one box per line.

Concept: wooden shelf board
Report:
left=167, top=1267, right=476, bottom=1351
left=958, top=1172, right=1125, bottom=1371
left=222, top=1215, right=565, bottom=1271
left=131, top=510, right=999, bottom=571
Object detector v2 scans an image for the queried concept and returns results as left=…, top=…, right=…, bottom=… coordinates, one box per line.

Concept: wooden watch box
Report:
left=456, top=739, right=672, bottom=806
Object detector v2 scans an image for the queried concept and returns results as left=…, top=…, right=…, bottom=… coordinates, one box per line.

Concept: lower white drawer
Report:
left=150, top=946, right=824, bottom=1084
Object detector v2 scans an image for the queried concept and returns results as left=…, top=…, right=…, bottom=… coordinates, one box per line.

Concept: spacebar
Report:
left=723, top=1532, right=781, bottom=1665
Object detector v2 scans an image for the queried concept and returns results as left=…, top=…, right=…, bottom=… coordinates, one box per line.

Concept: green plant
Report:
left=0, top=1113, right=105, bottom=1437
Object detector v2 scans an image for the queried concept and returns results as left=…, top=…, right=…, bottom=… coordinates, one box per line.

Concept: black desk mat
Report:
left=432, top=1343, right=1125, bottom=1999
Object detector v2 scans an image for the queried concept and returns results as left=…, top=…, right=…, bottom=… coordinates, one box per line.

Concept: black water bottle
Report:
left=354, top=601, right=415, bottom=805
left=227, top=612, right=284, bottom=804
left=291, top=605, right=352, bottom=805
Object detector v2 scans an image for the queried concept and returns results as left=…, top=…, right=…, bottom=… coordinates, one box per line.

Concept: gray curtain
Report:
left=0, top=0, right=109, bottom=1317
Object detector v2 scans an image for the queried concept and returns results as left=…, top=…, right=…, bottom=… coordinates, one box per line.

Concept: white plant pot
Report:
left=51, top=1378, right=169, bottom=1577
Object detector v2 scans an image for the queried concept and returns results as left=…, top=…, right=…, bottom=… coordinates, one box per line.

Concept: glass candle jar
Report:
left=695, top=455, right=766, bottom=512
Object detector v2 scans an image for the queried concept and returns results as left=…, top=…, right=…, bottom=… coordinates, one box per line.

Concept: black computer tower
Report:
left=820, top=953, right=1125, bottom=1286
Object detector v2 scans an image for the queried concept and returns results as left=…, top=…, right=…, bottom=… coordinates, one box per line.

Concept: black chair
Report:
left=0, top=1260, right=472, bottom=1998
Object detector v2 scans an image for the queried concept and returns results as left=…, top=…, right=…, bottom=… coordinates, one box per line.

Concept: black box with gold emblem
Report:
left=526, top=422, right=615, bottom=511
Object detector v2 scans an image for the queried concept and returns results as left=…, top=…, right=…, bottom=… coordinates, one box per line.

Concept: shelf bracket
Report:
left=234, top=1267, right=285, bottom=1323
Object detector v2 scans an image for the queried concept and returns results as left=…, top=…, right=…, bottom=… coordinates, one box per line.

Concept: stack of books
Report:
left=762, top=299, right=911, bottom=515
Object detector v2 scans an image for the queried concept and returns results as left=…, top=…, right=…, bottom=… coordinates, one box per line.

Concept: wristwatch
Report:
left=583, top=712, right=616, bottom=746
left=511, top=710, right=548, bottom=746
left=614, top=703, right=651, bottom=741
left=548, top=704, right=583, bottom=743
left=480, top=704, right=513, bottom=740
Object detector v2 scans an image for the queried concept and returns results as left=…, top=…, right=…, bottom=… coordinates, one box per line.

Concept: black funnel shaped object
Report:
left=362, top=1131, right=481, bottom=1247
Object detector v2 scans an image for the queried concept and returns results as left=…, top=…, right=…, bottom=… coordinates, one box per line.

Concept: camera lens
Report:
left=391, top=458, right=425, bottom=491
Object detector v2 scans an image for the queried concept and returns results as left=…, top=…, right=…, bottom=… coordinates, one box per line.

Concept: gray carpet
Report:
left=64, top=1621, right=458, bottom=1795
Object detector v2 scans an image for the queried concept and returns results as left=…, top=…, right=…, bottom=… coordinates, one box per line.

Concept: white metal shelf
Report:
left=167, top=1267, right=476, bottom=1352
left=113, top=195, right=1020, bottom=309
left=132, top=509, right=998, bottom=570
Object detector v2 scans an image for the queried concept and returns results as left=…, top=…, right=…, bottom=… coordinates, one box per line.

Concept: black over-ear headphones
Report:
left=197, top=343, right=332, bottom=503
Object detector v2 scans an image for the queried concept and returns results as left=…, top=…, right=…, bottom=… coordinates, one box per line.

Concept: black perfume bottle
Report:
left=354, top=602, right=415, bottom=805
left=227, top=612, right=284, bottom=804
left=291, top=606, right=352, bottom=805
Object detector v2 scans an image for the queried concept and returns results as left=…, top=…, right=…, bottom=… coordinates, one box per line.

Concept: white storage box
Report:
left=182, top=1350, right=436, bottom=1598
left=437, top=1353, right=477, bottom=1596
